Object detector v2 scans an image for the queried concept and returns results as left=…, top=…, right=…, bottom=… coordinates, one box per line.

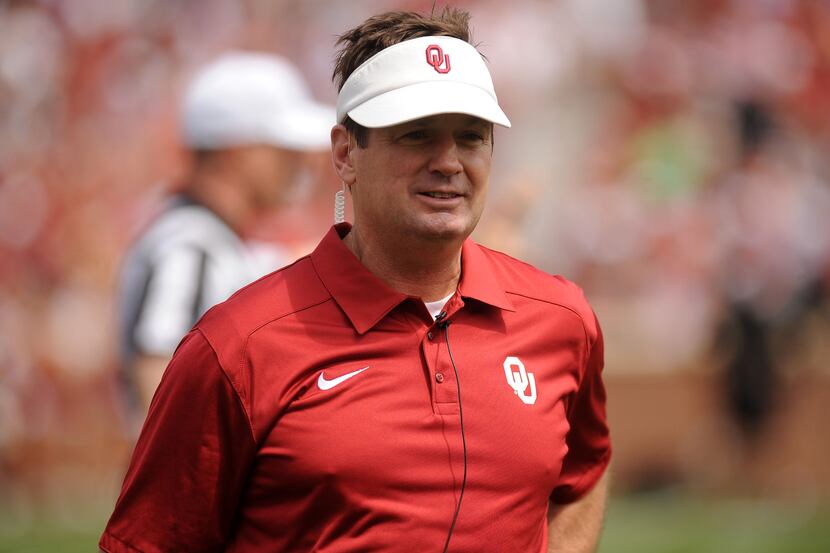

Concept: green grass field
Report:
left=1, top=494, right=828, bottom=552
left=599, top=495, right=830, bottom=553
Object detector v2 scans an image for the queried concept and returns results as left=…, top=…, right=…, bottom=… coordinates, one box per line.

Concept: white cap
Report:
left=337, top=36, right=510, bottom=129
left=182, top=52, right=335, bottom=151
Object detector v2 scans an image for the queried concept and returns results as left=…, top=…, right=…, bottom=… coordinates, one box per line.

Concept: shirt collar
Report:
left=310, top=223, right=514, bottom=334
left=458, top=238, right=515, bottom=313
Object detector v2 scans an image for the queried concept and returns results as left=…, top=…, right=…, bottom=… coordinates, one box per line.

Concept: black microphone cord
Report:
left=440, top=319, right=467, bottom=553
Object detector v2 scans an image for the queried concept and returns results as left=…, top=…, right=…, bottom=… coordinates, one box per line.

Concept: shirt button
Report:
left=435, top=373, right=445, bottom=383
left=427, top=331, right=434, bottom=340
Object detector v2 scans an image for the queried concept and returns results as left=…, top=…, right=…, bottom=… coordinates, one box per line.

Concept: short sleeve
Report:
left=100, top=330, right=257, bottom=552
left=551, top=314, right=611, bottom=504
left=131, top=247, right=209, bottom=356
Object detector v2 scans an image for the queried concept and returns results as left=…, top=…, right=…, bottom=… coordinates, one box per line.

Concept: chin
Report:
left=410, top=215, right=476, bottom=242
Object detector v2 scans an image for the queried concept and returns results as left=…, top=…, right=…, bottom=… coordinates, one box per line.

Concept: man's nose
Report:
left=428, top=135, right=463, bottom=177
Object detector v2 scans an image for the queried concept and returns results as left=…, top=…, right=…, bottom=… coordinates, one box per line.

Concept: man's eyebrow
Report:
left=460, top=119, right=492, bottom=134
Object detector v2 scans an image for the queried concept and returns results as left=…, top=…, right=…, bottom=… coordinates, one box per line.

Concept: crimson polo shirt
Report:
left=100, top=223, right=611, bottom=553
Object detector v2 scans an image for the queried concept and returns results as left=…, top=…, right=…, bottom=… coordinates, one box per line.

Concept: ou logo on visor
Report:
left=425, top=44, right=451, bottom=74
left=503, top=356, right=537, bottom=405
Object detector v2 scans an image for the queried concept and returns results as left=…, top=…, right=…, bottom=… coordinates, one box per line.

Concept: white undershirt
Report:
left=423, top=292, right=455, bottom=320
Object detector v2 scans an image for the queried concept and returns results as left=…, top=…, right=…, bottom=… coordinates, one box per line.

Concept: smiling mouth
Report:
left=420, top=192, right=462, bottom=199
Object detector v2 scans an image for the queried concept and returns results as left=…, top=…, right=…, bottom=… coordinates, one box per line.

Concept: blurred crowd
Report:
left=1, top=0, right=829, bottom=517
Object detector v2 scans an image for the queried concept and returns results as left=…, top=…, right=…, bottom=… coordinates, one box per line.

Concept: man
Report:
left=102, top=9, right=610, bottom=553
left=117, top=51, right=334, bottom=430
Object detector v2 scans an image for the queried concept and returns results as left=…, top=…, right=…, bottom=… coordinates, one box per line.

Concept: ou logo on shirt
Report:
left=503, top=356, right=537, bottom=405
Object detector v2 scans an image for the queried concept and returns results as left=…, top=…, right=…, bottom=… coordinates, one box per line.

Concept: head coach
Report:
left=100, top=7, right=611, bottom=553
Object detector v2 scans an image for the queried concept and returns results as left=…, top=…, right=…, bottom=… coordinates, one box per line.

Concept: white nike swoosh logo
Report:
left=317, top=366, right=369, bottom=390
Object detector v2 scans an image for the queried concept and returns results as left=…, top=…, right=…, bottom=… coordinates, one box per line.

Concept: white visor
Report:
left=337, top=36, right=510, bottom=128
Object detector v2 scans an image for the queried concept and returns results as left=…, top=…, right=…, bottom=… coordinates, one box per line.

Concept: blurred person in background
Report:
left=100, top=7, right=610, bottom=553
left=718, top=100, right=781, bottom=448
left=117, top=52, right=334, bottom=433
left=714, top=98, right=830, bottom=475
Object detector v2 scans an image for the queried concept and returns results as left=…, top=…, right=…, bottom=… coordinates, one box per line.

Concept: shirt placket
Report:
left=420, top=305, right=462, bottom=416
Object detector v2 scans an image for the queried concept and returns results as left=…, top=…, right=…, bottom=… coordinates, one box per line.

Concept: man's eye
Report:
left=461, top=131, right=485, bottom=142
left=401, top=130, right=428, bottom=141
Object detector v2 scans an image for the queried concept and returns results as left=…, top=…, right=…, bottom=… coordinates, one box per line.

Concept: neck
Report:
left=343, top=225, right=463, bottom=302
left=186, top=169, right=252, bottom=234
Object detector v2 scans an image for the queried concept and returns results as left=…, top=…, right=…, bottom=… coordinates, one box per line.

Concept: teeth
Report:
left=425, top=192, right=456, bottom=199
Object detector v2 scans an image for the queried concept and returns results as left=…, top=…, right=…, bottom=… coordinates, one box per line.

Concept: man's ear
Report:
left=331, top=124, right=356, bottom=186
